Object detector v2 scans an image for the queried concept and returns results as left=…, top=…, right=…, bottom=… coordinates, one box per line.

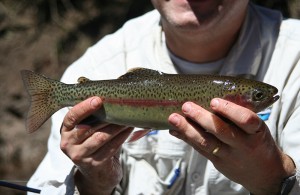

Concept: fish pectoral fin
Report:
left=118, top=68, right=164, bottom=80
left=77, top=76, right=91, bottom=84
left=126, top=129, right=152, bottom=143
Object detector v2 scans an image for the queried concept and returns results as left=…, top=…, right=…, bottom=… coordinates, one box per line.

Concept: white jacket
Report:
left=28, top=4, right=300, bottom=195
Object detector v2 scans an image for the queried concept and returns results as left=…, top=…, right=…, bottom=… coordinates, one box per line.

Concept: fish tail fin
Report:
left=21, top=70, right=62, bottom=133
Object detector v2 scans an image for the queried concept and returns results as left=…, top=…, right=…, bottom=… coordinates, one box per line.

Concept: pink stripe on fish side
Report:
left=103, top=98, right=183, bottom=107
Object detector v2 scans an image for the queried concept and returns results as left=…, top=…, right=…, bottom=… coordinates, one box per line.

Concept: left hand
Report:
left=168, top=98, right=295, bottom=195
left=60, top=97, right=133, bottom=195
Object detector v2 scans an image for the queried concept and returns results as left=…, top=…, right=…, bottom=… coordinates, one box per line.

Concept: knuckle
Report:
left=60, top=140, right=69, bottom=152
left=70, top=153, right=82, bottom=164
left=202, top=138, right=213, bottom=151
left=68, top=109, right=79, bottom=124
left=196, top=137, right=212, bottom=153
left=60, top=137, right=71, bottom=154
left=64, top=109, right=79, bottom=129
left=239, top=112, right=258, bottom=126
left=199, top=137, right=208, bottom=148
left=93, top=132, right=108, bottom=145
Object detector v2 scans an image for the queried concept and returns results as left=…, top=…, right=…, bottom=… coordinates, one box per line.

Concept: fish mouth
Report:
left=265, top=94, right=280, bottom=107
left=262, top=94, right=280, bottom=111
left=272, top=95, right=280, bottom=103
left=253, top=94, right=280, bottom=113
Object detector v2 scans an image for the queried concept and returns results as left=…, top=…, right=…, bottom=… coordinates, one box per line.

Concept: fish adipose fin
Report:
left=21, top=70, right=62, bottom=133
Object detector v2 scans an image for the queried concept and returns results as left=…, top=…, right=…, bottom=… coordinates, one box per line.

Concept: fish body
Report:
left=21, top=68, right=279, bottom=133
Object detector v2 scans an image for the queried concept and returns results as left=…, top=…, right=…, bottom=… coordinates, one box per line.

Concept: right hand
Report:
left=60, top=96, right=133, bottom=195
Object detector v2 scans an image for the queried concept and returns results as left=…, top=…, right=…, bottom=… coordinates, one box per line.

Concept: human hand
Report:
left=60, top=96, right=133, bottom=195
left=168, top=98, right=295, bottom=195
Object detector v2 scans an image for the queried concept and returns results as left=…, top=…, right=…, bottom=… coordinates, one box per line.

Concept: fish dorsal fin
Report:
left=77, top=76, right=91, bottom=84
left=118, top=68, right=164, bottom=79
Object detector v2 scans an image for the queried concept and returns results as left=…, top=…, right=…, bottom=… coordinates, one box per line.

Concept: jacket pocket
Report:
left=127, top=158, right=186, bottom=195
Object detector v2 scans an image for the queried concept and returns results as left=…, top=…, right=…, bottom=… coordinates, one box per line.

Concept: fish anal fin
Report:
left=118, top=68, right=164, bottom=79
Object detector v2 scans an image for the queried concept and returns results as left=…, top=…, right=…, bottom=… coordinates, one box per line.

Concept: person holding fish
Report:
left=27, top=0, right=300, bottom=194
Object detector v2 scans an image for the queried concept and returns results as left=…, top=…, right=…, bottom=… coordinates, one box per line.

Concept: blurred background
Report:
left=0, top=0, right=299, bottom=194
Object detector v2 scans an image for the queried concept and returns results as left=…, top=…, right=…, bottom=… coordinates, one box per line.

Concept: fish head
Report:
left=223, top=79, right=279, bottom=113
left=247, top=85, right=279, bottom=113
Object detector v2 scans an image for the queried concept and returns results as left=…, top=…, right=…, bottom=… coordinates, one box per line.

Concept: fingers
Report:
left=62, top=97, right=103, bottom=131
left=64, top=125, right=133, bottom=165
left=60, top=122, right=133, bottom=162
left=168, top=112, right=229, bottom=159
left=170, top=102, right=245, bottom=146
left=91, top=127, right=133, bottom=161
left=60, top=96, right=106, bottom=145
left=210, top=98, right=265, bottom=134
left=168, top=100, right=264, bottom=159
left=59, top=96, right=134, bottom=192
left=59, top=96, right=134, bottom=165
left=77, top=125, right=132, bottom=158
left=168, top=100, right=291, bottom=194
left=72, top=123, right=110, bottom=145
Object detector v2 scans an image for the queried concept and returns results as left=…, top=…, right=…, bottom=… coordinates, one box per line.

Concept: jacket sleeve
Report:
left=263, top=19, right=300, bottom=195
left=278, top=43, right=300, bottom=195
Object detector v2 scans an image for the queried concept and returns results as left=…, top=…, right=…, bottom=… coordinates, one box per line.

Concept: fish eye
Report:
left=253, top=90, right=265, bottom=101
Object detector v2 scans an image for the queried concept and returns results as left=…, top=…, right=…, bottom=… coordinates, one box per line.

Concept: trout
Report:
left=21, top=68, right=279, bottom=133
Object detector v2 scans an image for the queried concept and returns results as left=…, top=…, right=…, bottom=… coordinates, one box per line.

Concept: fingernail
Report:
left=182, top=102, right=191, bottom=113
left=211, top=99, right=219, bottom=109
left=169, top=114, right=180, bottom=126
left=91, top=97, right=100, bottom=108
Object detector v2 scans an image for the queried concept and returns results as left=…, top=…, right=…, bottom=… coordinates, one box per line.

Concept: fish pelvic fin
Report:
left=21, top=70, right=62, bottom=133
left=127, top=129, right=152, bottom=143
